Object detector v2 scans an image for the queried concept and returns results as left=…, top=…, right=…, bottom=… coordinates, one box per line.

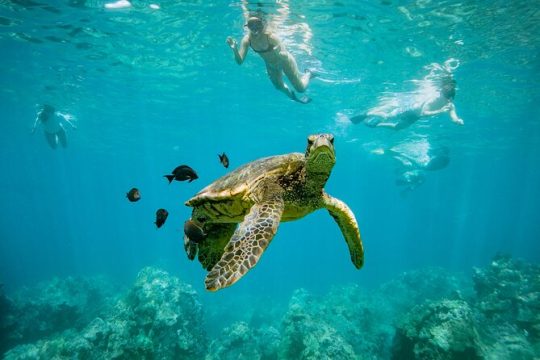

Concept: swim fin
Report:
left=291, top=92, right=312, bottom=104
left=349, top=113, right=367, bottom=124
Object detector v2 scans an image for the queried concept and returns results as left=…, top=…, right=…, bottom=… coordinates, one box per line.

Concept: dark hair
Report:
left=42, top=104, right=55, bottom=114
left=441, top=79, right=456, bottom=99
left=39, top=104, right=55, bottom=122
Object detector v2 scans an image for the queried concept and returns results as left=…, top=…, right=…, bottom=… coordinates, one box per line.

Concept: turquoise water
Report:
left=1, top=0, right=539, bottom=358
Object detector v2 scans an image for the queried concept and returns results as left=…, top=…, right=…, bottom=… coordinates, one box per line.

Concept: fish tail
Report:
left=164, top=175, right=174, bottom=183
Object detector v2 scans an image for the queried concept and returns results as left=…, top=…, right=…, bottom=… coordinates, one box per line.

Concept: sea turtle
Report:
left=184, top=133, right=364, bottom=291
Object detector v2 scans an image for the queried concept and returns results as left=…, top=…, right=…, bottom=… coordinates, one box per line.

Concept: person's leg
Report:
left=44, top=132, right=58, bottom=149
left=282, top=53, right=311, bottom=93
left=266, top=64, right=310, bottom=103
left=267, top=65, right=294, bottom=98
left=387, top=110, right=419, bottom=130
left=376, top=122, right=398, bottom=129
left=57, top=128, right=67, bottom=148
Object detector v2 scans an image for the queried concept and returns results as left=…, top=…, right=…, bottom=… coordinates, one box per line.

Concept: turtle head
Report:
left=305, top=133, right=336, bottom=176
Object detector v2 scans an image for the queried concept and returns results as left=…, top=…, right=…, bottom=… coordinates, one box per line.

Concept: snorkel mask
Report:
left=245, top=17, right=264, bottom=35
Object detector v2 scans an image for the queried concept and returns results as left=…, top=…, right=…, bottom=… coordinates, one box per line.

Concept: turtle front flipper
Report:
left=322, top=193, right=364, bottom=269
left=205, top=182, right=285, bottom=291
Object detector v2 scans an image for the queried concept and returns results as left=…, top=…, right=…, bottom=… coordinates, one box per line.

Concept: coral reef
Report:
left=391, top=299, right=484, bottom=360
left=2, top=257, right=539, bottom=359
left=0, top=285, right=17, bottom=355
left=377, top=267, right=472, bottom=314
left=320, top=284, right=394, bottom=359
left=207, top=321, right=265, bottom=360
left=0, top=276, right=114, bottom=355
left=279, top=289, right=357, bottom=360
left=4, top=267, right=207, bottom=359
left=473, top=255, right=540, bottom=358
left=315, top=268, right=470, bottom=359
left=390, top=257, right=540, bottom=359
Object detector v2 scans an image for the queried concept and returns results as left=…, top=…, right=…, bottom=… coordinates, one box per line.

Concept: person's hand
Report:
left=226, top=36, right=237, bottom=49
left=454, top=118, right=464, bottom=125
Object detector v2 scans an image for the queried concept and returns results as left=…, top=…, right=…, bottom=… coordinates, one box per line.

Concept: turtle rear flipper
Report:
left=323, top=193, right=364, bottom=269
left=205, top=183, right=284, bottom=291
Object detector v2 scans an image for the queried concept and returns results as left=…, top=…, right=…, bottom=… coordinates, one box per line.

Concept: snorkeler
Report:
left=396, top=169, right=425, bottom=194
left=226, top=15, right=314, bottom=104
left=351, top=60, right=464, bottom=129
left=31, top=104, right=77, bottom=149
left=372, top=137, right=450, bottom=194
left=373, top=138, right=450, bottom=171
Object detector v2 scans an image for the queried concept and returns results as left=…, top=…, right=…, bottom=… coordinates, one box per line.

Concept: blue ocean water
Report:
left=1, top=0, right=539, bottom=357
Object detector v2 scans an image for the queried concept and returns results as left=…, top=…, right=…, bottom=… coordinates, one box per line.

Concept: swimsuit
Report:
left=249, top=35, right=277, bottom=53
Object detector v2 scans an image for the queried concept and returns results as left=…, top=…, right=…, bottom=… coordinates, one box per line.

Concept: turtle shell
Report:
left=185, top=153, right=305, bottom=207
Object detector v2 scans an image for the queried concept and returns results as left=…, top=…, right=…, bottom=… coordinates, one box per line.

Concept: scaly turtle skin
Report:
left=184, top=134, right=364, bottom=291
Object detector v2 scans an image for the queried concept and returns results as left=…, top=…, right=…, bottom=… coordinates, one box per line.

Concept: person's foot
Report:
left=305, top=69, right=318, bottom=80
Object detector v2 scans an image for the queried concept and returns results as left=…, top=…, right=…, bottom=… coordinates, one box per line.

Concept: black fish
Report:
left=164, top=165, right=198, bottom=183
left=126, top=188, right=141, bottom=202
left=155, top=208, right=169, bottom=228
left=184, top=220, right=206, bottom=243
left=218, top=152, right=229, bottom=168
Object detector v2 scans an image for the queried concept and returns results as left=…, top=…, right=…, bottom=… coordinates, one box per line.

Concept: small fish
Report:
left=155, top=208, right=168, bottom=228
left=218, top=152, right=229, bottom=168
left=164, top=165, right=198, bottom=184
left=126, top=188, right=141, bottom=202
left=184, top=220, right=206, bottom=243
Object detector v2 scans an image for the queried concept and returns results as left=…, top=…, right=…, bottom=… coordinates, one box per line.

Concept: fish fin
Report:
left=164, top=175, right=174, bottom=183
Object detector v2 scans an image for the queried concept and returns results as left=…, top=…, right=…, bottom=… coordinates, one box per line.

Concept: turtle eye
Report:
left=307, top=135, right=315, bottom=145
left=328, top=135, right=334, bottom=144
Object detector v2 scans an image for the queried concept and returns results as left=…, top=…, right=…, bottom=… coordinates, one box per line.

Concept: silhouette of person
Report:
left=351, top=61, right=463, bottom=129
left=31, top=104, right=77, bottom=149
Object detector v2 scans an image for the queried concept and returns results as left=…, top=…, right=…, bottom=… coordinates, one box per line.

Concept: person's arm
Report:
left=421, top=104, right=450, bottom=117
left=57, top=112, right=78, bottom=129
left=447, top=103, right=464, bottom=125
left=226, top=35, right=249, bottom=65
left=31, top=111, right=42, bottom=134
left=241, top=0, right=250, bottom=23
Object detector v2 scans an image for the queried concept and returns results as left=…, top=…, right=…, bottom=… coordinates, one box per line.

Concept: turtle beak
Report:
left=309, top=134, right=336, bottom=170
left=313, top=135, right=333, bottom=151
